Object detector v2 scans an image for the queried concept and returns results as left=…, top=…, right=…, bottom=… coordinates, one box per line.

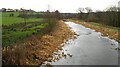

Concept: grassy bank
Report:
left=3, top=11, right=74, bottom=65
left=2, top=21, right=75, bottom=65
left=70, top=19, right=120, bottom=42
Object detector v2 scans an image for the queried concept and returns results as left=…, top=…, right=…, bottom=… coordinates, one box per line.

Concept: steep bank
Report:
left=2, top=20, right=75, bottom=65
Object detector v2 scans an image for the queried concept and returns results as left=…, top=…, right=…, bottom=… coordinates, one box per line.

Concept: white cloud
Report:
left=0, top=0, right=119, bottom=13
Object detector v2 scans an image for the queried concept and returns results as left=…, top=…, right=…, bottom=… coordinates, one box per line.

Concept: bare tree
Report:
left=85, top=7, right=92, bottom=13
left=54, top=10, right=60, bottom=19
left=23, top=10, right=28, bottom=24
left=107, top=6, right=118, bottom=11
left=78, top=8, right=85, bottom=13
left=105, top=6, right=118, bottom=27
left=77, top=8, right=85, bottom=19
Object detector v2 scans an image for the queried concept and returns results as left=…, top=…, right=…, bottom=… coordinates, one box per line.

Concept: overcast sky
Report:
left=0, top=0, right=119, bottom=13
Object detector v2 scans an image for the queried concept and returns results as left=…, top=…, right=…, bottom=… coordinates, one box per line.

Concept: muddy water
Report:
left=51, top=22, right=118, bottom=65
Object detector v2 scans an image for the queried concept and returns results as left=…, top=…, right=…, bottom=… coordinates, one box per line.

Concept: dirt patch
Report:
left=2, top=20, right=75, bottom=66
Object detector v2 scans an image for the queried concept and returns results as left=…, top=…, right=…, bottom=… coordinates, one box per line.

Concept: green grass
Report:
left=3, top=31, right=33, bottom=46
left=2, top=22, right=48, bottom=47
left=2, top=12, right=49, bottom=47
left=30, top=23, right=48, bottom=30
left=2, top=12, right=44, bottom=25
left=0, top=12, right=2, bottom=25
left=2, top=12, right=58, bottom=47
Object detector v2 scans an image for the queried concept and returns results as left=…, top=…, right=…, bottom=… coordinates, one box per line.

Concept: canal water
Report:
left=51, top=22, right=118, bottom=65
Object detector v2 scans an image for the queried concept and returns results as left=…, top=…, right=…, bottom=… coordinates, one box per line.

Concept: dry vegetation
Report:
left=2, top=20, right=75, bottom=66
left=71, top=20, right=119, bottom=42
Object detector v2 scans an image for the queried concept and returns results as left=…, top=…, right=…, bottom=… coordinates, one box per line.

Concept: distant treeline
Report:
left=77, top=11, right=119, bottom=27
left=60, top=7, right=120, bottom=27
left=18, top=10, right=60, bottom=18
left=76, top=6, right=120, bottom=27
left=18, top=11, right=120, bottom=27
left=16, top=6, right=120, bottom=27
left=18, top=13, right=45, bottom=18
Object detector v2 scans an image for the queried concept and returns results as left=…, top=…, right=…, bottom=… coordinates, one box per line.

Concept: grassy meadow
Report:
left=2, top=12, right=43, bottom=25
left=2, top=12, right=49, bottom=47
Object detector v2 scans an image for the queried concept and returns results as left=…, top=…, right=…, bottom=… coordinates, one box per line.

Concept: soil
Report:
left=2, top=20, right=75, bottom=66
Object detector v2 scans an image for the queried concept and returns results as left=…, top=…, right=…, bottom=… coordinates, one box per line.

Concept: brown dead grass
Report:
left=72, top=20, right=119, bottom=42
left=2, top=20, right=75, bottom=65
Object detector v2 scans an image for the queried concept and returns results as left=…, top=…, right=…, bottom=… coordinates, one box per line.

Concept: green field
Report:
left=2, top=12, right=49, bottom=47
left=3, top=22, right=48, bottom=47
left=2, top=12, right=43, bottom=25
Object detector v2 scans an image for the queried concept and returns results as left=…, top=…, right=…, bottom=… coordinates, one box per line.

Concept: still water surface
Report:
left=51, top=22, right=118, bottom=65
